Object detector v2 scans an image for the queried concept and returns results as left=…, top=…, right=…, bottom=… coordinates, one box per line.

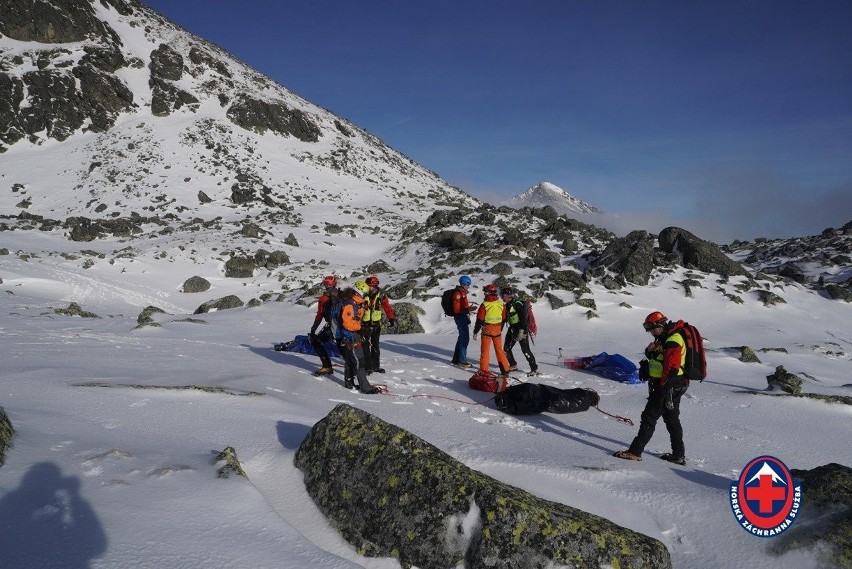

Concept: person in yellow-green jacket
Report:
left=614, top=311, right=690, bottom=465
left=361, top=275, right=396, bottom=374
left=472, top=283, right=511, bottom=380
left=500, top=287, right=538, bottom=376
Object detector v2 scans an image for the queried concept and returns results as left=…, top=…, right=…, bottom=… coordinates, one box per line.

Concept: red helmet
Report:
left=643, top=311, right=667, bottom=330
left=322, top=275, right=337, bottom=287
left=483, top=283, right=498, bottom=294
left=365, top=275, right=379, bottom=287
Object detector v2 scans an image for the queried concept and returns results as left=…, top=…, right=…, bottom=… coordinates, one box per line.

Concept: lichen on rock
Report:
left=295, top=403, right=670, bottom=569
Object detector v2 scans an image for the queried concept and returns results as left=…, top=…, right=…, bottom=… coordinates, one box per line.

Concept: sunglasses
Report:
left=643, top=323, right=663, bottom=331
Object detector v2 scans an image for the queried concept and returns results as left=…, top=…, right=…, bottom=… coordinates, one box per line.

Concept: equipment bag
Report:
left=441, top=288, right=456, bottom=316
left=495, top=384, right=599, bottom=415
left=677, top=322, right=707, bottom=381
left=525, top=300, right=537, bottom=338
left=468, top=370, right=507, bottom=393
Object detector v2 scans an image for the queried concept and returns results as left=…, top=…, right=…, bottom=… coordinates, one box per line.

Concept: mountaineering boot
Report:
left=457, top=361, right=472, bottom=369
left=375, top=368, right=386, bottom=373
left=313, top=366, right=333, bottom=376
left=613, top=450, right=642, bottom=461
left=363, top=386, right=381, bottom=394
left=344, top=377, right=355, bottom=389
left=526, top=369, right=540, bottom=377
left=659, top=453, right=686, bottom=465
left=507, top=365, right=518, bottom=372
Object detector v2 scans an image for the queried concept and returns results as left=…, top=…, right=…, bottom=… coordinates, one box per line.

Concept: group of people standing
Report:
left=305, top=274, right=689, bottom=465
left=307, top=275, right=394, bottom=394
left=447, top=275, right=538, bottom=380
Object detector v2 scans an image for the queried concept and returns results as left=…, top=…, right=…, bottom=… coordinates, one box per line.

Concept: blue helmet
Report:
left=459, top=275, right=472, bottom=286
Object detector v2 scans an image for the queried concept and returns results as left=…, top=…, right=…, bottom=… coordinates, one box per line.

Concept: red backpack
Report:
left=674, top=321, right=707, bottom=381
left=468, top=370, right=508, bottom=393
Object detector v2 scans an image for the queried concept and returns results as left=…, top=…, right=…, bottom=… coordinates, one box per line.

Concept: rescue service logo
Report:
left=729, top=455, right=802, bottom=537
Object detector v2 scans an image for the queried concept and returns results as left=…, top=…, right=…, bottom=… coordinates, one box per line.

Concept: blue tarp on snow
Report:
left=573, top=352, right=641, bottom=384
left=277, top=335, right=341, bottom=358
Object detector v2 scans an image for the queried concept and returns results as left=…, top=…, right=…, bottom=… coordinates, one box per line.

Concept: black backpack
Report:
left=441, top=288, right=456, bottom=316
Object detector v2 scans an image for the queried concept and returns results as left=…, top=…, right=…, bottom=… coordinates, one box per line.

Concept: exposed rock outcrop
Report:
left=659, top=227, right=749, bottom=277
left=295, top=404, right=670, bottom=569
left=777, top=463, right=852, bottom=568
left=193, top=295, right=244, bottom=314
left=0, top=407, right=14, bottom=468
left=588, top=229, right=656, bottom=286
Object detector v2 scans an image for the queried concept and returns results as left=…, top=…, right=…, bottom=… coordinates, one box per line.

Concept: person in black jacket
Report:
left=307, top=275, right=338, bottom=376
left=501, top=287, right=538, bottom=375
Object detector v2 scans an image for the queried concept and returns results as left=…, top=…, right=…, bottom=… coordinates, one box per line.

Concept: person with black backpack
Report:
left=447, top=275, right=477, bottom=368
left=500, top=287, right=538, bottom=375
left=307, top=275, right=339, bottom=376
left=614, top=311, right=690, bottom=465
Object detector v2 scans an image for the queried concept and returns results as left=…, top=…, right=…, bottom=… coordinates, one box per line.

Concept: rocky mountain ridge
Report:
left=0, top=0, right=849, bottom=317
left=0, top=0, right=475, bottom=224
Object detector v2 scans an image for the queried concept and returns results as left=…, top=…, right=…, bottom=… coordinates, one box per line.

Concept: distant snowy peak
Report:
left=501, top=182, right=602, bottom=216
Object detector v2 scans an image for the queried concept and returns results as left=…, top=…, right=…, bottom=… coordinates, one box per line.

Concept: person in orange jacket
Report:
left=334, top=281, right=380, bottom=394
left=472, top=283, right=511, bottom=379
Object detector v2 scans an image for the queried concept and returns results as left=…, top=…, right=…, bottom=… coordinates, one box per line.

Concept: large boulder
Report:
left=295, top=404, right=670, bottom=569
left=778, top=463, right=852, bottom=568
left=385, top=302, right=424, bottom=334
left=658, top=227, right=749, bottom=277
left=588, top=229, right=656, bottom=286
left=193, top=295, right=244, bottom=314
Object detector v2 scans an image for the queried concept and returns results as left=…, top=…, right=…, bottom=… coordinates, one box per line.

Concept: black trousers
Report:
left=628, top=380, right=688, bottom=458
left=308, top=325, right=333, bottom=368
left=339, top=337, right=373, bottom=393
left=361, top=324, right=382, bottom=371
left=503, top=327, right=537, bottom=371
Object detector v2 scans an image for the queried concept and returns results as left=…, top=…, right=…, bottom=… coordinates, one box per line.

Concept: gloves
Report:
left=388, top=319, right=396, bottom=328
left=517, top=329, right=527, bottom=341
left=639, top=359, right=649, bottom=382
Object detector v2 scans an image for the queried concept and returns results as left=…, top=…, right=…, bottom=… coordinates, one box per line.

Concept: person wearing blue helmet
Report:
left=450, top=275, right=477, bottom=368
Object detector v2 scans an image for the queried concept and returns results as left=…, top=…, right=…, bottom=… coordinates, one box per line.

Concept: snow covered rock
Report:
left=783, top=463, right=852, bottom=568
left=295, top=403, right=670, bottom=569
left=0, top=407, right=13, bottom=468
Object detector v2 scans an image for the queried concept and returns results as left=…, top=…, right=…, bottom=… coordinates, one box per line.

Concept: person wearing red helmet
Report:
left=361, top=275, right=396, bottom=374
left=614, top=311, right=689, bottom=465
left=307, top=275, right=339, bottom=376
left=472, top=283, right=511, bottom=380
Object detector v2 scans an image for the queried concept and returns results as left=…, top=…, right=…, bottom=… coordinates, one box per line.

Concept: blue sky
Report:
left=142, top=0, right=852, bottom=242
